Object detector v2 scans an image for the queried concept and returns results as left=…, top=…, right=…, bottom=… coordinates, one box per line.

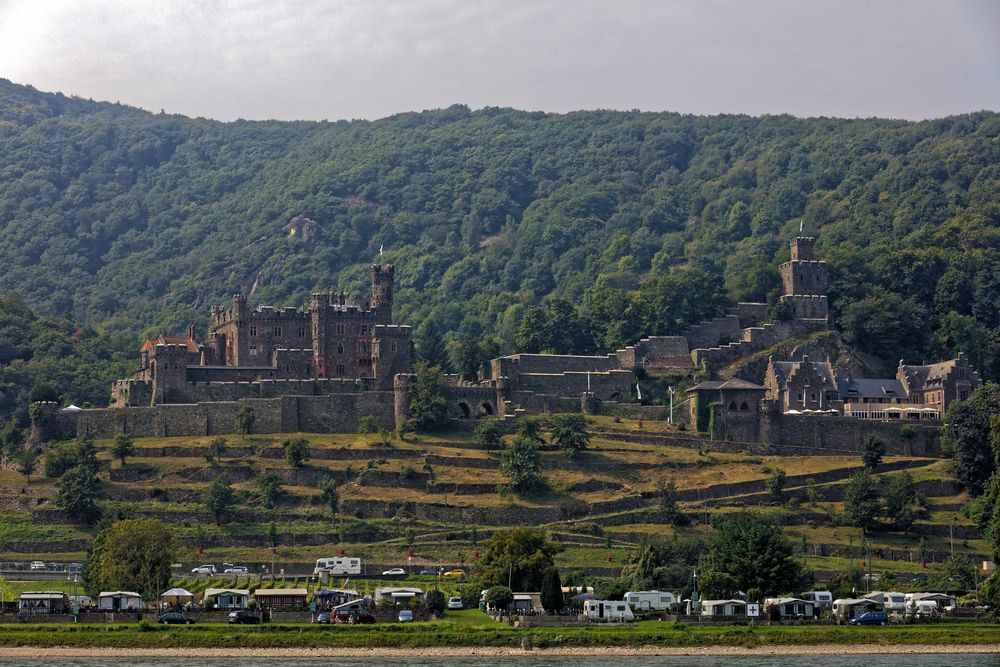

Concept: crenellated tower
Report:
left=779, top=236, right=829, bottom=321
left=370, top=264, right=395, bottom=325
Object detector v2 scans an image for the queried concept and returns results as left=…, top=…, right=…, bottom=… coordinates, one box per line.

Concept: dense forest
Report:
left=0, top=78, right=997, bottom=418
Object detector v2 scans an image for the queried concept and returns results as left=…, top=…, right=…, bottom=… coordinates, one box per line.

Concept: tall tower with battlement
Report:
left=779, top=237, right=829, bottom=321
left=370, top=264, right=394, bottom=325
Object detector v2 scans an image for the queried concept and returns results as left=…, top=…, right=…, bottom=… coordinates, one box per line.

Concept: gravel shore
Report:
left=1, top=645, right=999, bottom=657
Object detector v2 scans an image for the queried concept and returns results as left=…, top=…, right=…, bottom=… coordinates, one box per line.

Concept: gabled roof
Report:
left=837, top=378, right=906, bottom=399
left=687, top=379, right=765, bottom=393
left=204, top=588, right=249, bottom=597
left=254, top=588, right=307, bottom=596
left=770, top=358, right=836, bottom=390
left=141, top=334, right=199, bottom=354
left=900, top=358, right=961, bottom=390
left=98, top=591, right=141, bottom=598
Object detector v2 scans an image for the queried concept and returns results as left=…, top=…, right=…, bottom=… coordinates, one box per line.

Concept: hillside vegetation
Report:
left=0, top=79, right=997, bottom=417
left=0, top=419, right=981, bottom=579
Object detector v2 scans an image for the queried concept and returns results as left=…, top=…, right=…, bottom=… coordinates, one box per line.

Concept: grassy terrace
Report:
left=0, top=419, right=978, bottom=575
left=0, top=615, right=997, bottom=649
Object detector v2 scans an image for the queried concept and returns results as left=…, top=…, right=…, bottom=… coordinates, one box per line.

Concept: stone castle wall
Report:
left=681, top=315, right=742, bottom=350
left=36, top=393, right=396, bottom=441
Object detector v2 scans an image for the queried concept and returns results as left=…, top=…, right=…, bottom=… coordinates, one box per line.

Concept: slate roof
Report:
left=837, top=377, right=906, bottom=400
left=770, top=359, right=836, bottom=389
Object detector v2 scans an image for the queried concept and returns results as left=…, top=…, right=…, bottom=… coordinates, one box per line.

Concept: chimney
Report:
left=188, top=324, right=196, bottom=340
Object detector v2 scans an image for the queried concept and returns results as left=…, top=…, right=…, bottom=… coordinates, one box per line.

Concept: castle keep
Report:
left=111, top=265, right=411, bottom=407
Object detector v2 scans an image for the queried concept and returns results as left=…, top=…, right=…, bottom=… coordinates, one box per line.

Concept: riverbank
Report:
left=1, top=644, right=1000, bottom=658
left=0, top=621, right=998, bottom=651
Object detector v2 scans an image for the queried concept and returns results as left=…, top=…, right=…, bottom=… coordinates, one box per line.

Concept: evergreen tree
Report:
left=540, top=566, right=563, bottom=613
left=405, top=362, right=449, bottom=430
left=111, top=433, right=135, bottom=466
left=861, top=436, right=886, bottom=471
left=203, top=474, right=235, bottom=526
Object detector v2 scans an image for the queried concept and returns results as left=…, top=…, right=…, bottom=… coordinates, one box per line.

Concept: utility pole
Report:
left=668, top=387, right=675, bottom=425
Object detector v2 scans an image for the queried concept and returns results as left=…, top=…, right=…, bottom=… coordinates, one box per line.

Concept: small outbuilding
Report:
left=98, top=591, right=143, bottom=611
left=700, top=599, right=748, bottom=617
left=253, top=588, right=308, bottom=609
left=203, top=588, right=249, bottom=610
left=18, top=591, right=69, bottom=614
left=764, top=597, right=815, bottom=619
left=373, top=587, right=426, bottom=606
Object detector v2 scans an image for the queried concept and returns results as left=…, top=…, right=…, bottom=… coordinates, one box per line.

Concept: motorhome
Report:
left=624, top=590, right=676, bottom=612
left=313, top=557, right=362, bottom=576
left=583, top=599, right=635, bottom=622
left=866, top=591, right=908, bottom=612
left=802, top=590, right=833, bottom=609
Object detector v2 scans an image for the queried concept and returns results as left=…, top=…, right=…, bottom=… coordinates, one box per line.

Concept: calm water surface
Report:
left=0, top=657, right=998, bottom=667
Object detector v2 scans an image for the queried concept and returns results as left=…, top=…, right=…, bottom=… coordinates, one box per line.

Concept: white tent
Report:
left=62, top=404, right=82, bottom=412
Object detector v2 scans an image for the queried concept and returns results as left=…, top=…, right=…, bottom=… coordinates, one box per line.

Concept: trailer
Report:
left=313, top=557, right=362, bottom=576
left=583, top=599, right=635, bottom=622
left=624, top=590, right=676, bottom=611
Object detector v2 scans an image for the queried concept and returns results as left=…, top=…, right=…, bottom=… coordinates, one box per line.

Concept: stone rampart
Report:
left=53, top=392, right=396, bottom=442
left=681, top=315, right=742, bottom=350
left=729, top=302, right=770, bottom=328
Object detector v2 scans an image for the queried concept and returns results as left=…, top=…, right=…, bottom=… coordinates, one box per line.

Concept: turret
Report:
left=370, top=264, right=395, bottom=324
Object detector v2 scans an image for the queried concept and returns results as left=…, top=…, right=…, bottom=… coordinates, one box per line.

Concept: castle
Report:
left=31, top=237, right=977, bottom=455
left=111, top=265, right=411, bottom=407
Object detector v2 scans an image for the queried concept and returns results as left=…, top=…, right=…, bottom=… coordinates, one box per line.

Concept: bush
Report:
left=425, top=590, right=446, bottom=615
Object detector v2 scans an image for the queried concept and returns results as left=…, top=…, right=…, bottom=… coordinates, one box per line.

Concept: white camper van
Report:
left=624, top=590, right=676, bottom=612
left=313, top=557, right=362, bottom=576
left=802, top=590, right=834, bottom=609
left=583, top=599, right=635, bottom=622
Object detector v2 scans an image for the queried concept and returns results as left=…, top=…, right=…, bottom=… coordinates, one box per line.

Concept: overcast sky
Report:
left=1, top=0, right=997, bottom=122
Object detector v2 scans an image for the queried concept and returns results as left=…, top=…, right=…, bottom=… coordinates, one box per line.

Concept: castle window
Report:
left=336, top=323, right=345, bottom=335
left=740, top=401, right=749, bottom=411
left=361, top=325, right=368, bottom=333
left=299, top=326, right=306, bottom=337
left=391, top=341, right=397, bottom=352
left=249, top=326, right=257, bottom=337
left=336, top=363, right=345, bottom=376
left=811, top=393, right=817, bottom=402
left=249, top=345, right=257, bottom=357
left=337, top=344, right=344, bottom=354
left=274, top=326, right=282, bottom=337
left=728, top=401, right=737, bottom=411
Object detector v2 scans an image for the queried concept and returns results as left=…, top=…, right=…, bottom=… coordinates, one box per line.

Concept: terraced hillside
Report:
left=0, top=417, right=982, bottom=578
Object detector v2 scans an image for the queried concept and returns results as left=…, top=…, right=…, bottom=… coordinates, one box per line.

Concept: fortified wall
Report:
left=33, top=393, right=396, bottom=441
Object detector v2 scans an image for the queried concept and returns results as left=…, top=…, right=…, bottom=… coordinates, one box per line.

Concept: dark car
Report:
left=417, top=569, right=437, bottom=576
left=315, top=612, right=332, bottom=624
left=227, top=610, right=260, bottom=625
left=158, top=612, right=194, bottom=625
left=335, top=611, right=376, bottom=624
left=849, top=611, right=888, bottom=626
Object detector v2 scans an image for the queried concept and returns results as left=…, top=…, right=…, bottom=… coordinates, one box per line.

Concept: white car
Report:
left=447, top=596, right=463, bottom=610
left=223, top=565, right=248, bottom=574
left=191, top=564, right=216, bottom=574
left=382, top=567, right=406, bottom=577
left=30, top=561, right=46, bottom=571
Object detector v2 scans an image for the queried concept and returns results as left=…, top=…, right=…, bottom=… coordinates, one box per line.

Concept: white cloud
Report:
left=0, top=0, right=997, bottom=120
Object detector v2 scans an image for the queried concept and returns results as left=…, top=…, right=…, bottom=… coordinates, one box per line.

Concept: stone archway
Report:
left=458, top=402, right=472, bottom=419
left=478, top=402, right=494, bottom=417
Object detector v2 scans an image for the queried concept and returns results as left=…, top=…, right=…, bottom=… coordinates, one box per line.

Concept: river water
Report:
left=1, top=657, right=998, bottom=667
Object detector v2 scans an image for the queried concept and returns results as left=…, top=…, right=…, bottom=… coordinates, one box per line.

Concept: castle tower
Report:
left=779, top=237, right=829, bottom=322
left=370, top=264, right=395, bottom=325
left=780, top=237, right=826, bottom=296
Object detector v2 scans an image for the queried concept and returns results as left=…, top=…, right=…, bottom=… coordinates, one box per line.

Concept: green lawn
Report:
left=0, top=618, right=998, bottom=649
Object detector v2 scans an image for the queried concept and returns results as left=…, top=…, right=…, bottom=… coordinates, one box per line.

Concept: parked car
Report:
left=191, top=564, right=216, bottom=574
left=443, top=570, right=466, bottom=577
left=227, top=610, right=260, bottom=625
left=382, top=567, right=407, bottom=577
left=398, top=609, right=414, bottom=623
left=66, top=563, right=83, bottom=573
left=29, top=561, right=45, bottom=571
left=223, top=565, right=248, bottom=574
left=447, top=597, right=463, bottom=609
left=159, top=612, right=195, bottom=625
left=417, top=569, right=438, bottom=576
left=849, top=611, right=888, bottom=626
left=315, top=612, right=332, bottom=624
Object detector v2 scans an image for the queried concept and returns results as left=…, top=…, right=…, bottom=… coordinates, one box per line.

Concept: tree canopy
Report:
left=0, top=79, right=995, bottom=422
left=478, top=526, right=561, bottom=591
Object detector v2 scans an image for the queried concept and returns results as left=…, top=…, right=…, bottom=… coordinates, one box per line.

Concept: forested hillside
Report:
left=0, top=78, right=997, bottom=416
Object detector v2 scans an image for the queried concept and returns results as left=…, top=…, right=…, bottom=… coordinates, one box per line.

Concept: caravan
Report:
left=313, top=557, right=362, bottom=576
left=583, top=599, right=635, bottom=622
left=624, top=590, right=676, bottom=612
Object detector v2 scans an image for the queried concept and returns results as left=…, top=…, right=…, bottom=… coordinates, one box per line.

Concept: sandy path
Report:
left=1, top=645, right=999, bottom=657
